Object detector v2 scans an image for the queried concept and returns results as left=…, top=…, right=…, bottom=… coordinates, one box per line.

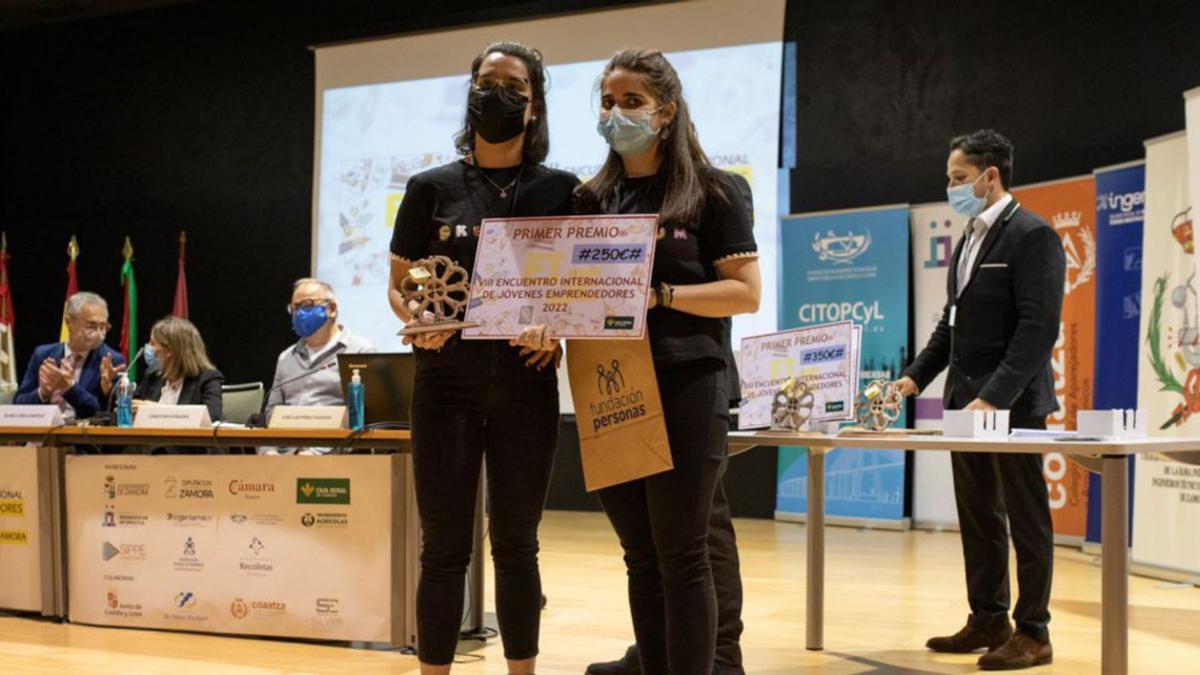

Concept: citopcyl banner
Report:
left=776, top=204, right=911, bottom=526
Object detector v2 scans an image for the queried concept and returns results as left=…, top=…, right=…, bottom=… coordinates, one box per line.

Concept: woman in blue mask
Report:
left=575, top=49, right=761, bottom=675
left=386, top=41, right=579, bottom=675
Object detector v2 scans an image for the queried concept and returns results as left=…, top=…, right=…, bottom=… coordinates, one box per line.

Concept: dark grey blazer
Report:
left=903, top=199, right=1066, bottom=418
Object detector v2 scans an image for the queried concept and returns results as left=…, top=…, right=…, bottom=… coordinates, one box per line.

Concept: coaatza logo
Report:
left=229, top=480, right=275, bottom=497
left=230, top=598, right=248, bottom=619
left=175, top=592, right=197, bottom=609
left=812, top=229, right=871, bottom=264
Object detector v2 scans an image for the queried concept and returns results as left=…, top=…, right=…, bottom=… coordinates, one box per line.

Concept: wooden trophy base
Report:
left=399, top=320, right=480, bottom=336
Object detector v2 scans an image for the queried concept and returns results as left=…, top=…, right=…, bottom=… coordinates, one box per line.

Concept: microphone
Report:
left=96, top=344, right=148, bottom=424
left=246, top=359, right=340, bottom=428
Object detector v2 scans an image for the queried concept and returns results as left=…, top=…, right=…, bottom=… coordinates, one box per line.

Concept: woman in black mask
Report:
left=387, top=42, right=578, bottom=675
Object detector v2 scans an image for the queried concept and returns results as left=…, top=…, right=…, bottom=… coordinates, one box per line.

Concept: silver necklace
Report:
left=478, top=167, right=521, bottom=198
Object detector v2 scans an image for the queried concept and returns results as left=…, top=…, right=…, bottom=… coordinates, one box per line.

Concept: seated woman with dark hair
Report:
left=133, top=316, right=224, bottom=453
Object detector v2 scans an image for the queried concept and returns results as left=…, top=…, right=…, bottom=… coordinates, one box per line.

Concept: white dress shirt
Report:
left=957, top=193, right=1013, bottom=294
left=157, top=379, right=183, bottom=406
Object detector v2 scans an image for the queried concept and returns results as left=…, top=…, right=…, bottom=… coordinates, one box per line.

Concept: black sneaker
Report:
left=585, top=645, right=641, bottom=675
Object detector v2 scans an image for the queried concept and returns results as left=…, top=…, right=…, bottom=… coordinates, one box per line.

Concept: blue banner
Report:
left=1087, top=162, right=1145, bottom=543
left=776, top=205, right=911, bottom=522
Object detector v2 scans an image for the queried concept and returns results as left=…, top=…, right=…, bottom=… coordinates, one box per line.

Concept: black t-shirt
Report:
left=390, top=160, right=581, bottom=318
left=601, top=167, right=758, bottom=370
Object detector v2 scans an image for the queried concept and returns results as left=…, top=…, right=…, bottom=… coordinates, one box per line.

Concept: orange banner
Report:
left=1012, top=177, right=1096, bottom=539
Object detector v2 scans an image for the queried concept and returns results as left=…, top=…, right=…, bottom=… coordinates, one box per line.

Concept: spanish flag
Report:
left=59, top=236, right=79, bottom=343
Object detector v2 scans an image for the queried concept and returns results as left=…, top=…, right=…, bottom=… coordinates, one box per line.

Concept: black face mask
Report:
left=467, top=86, right=530, bottom=144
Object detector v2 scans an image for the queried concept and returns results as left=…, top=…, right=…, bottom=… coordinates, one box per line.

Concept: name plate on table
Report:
left=134, top=405, right=212, bottom=429
left=0, top=404, right=64, bottom=427
left=943, top=410, right=1010, bottom=439
left=268, top=405, right=347, bottom=430
left=463, top=214, right=658, bottom=339
left=736, top=321, right=862, bottom=430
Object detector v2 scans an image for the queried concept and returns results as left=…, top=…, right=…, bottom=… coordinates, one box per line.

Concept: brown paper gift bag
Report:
left=567, top=337, right=674, bottom=491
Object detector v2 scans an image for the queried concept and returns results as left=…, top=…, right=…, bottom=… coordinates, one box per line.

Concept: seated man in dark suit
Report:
left=133, top=316, right=223, bottom=453
left=14, top=291, right=126, bottom=421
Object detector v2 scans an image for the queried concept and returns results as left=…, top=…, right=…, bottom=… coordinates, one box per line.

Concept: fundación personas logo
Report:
left=596, top=359, right=625, bottom=396
left=588, top=357, right=648, bottom=433
left=812, top=229, right=872, bottom=265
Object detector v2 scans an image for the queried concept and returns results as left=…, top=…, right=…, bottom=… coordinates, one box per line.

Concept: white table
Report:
left=727, top=431, right=1200, bottom=675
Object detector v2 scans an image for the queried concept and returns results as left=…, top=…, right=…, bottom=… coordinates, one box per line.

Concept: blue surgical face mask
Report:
left=291, top=305, right=329, bottom=339
left=143, top=343, right=159, bottom=371
left=946, top=173, right=989, bottom=217
left=596, top=106, right=661, bottom=157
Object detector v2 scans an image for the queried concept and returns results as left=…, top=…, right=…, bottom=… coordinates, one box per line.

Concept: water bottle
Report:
left=116, top=373, right=135, bottom=428
left=348, top=369, right=365, bottom=431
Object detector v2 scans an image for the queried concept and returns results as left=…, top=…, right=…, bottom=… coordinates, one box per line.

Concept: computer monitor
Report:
left=336, top=352, right=414, bottom=427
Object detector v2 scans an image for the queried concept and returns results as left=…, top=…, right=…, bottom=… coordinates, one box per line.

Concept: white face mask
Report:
left=597, top=106, right=662, bottom=156
left=946, top=172, right=990, bottom=217
left=75, top=327, right=107, bottom=352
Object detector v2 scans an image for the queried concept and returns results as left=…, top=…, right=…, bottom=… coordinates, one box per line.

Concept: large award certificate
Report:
left=463, top=214, right=658, bottom=339
left=738, top=321, right=861, bottom=430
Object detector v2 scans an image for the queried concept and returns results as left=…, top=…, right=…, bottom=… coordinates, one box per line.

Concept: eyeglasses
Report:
left=286, top=299, right=331, bottom=315
left=474, top=78, right=531, bottom=98
left=80, top=321, right=111, bottom=332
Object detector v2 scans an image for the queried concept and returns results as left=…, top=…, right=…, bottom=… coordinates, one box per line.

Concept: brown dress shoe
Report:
left=926, top=617, right=1014, bottom=653
left=977, top=633, right=1053, bottom=670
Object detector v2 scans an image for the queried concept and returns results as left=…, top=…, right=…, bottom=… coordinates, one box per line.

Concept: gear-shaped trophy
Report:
left=771, top=377, right=816, bottom=431
left=855, top=378, right=904, bottom=431
left=399, top=255, right=480, bottom=335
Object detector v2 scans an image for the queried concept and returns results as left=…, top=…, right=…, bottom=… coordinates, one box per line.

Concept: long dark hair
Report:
left=576, top=48, right=725, bottom=227
left=453, top=41, right=550, bottom=165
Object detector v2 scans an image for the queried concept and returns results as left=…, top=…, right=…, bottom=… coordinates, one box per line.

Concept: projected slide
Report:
left=315, top=42, right=782, bottom=351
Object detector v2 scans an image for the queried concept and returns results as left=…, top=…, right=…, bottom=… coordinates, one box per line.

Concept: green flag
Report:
left=119, top=238, right=138, bottom=380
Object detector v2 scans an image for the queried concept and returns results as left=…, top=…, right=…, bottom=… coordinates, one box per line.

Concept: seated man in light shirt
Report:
left=14, top=291, right=126, bottom=422
left=261, top=278, right=374, bottom=454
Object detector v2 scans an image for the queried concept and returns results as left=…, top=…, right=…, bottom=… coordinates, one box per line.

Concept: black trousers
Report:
left=599, top=361, right=728, bottom=675
left=410, top=339, right=559, bottom=665
left=709, top=458, right=745, bottom=674
left=951, top=410, right=1053, bottom=641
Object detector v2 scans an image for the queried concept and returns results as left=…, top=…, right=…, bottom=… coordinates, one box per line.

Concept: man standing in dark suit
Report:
left=14, top=291, right=126, bottom=421
left=895, top=129, right=1065, bottom=670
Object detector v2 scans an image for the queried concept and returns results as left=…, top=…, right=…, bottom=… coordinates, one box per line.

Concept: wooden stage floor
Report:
left=1, top=510, right=1197, bottom=673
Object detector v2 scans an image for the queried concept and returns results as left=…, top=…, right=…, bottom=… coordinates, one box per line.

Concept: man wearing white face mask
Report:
left=15, top=291, right=126, bottom=421
left=894, top=130, right=1065, bottom=670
